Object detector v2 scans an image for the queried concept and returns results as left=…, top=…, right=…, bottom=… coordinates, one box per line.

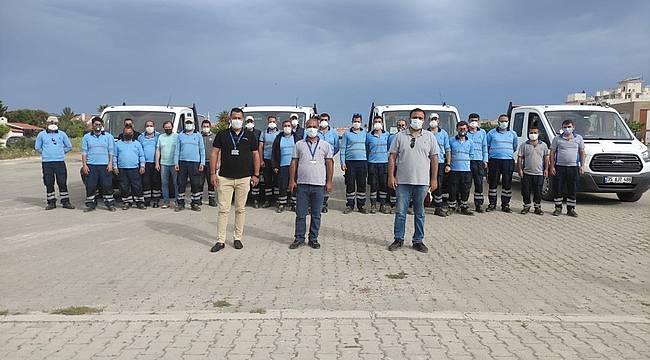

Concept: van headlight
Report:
left=642, top=149, right=650, bottom=163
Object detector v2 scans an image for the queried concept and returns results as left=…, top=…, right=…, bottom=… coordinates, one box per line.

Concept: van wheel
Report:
left=616, top=192, right=643, bottom=202
left=541, top=176, right=554, bottom=201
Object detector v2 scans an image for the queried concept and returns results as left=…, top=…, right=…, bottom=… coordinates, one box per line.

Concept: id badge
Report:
left=231, top=150, right=240, bottom=156
left=309, top=160, right=317, bottom=164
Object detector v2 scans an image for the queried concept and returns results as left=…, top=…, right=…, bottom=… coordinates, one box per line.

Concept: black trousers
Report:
left=553, top=165, right=578, bottom=209
left=177, top=161, right=202, bottom=206
left=488, top=159, right=514, bottom=206
left=470, top=160, right=485, bottom=207
left=142, top=162, right=161, bottom=205
left=448, top=171, right=472, bottom=209
left=277, top=166, right=294, bottom=206
left=262, top=159, right=277, bottom=203
left=345, top=160, right=367, bottom=209
left=522, top=174, right=544, bottom=207
left=85, top=164, right=114, bottom=208
left=201, top=161, right=215, bottom=202
left=367, top=162, right=388, bottom=205
left=432, top=163, right=446, bottom=209
left=42, top=161, right=70, bottom=205
left=119, top=168, right=144, bottom=205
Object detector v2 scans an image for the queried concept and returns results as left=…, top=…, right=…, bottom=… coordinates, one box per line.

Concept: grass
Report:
left=213, top=300, right=232, bottom=308
left=0, top=148, right=37, bottom=160
left=250, top=308, right=266, bottom=314
left=0, top=309, right=8, bottom=316
left=385, top=271, right=408, bottom=280
left=50, top=306, right=102, bottom=315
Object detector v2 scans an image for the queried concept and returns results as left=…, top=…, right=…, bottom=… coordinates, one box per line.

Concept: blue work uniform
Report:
left=486, top=128, right=518, bottom=207
left=35, top=129, right=73, bottom=206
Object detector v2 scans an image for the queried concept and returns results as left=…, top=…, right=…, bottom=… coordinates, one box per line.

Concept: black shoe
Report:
left=122, top=203, right=130, bottom=210
left=380, top=204, right=390, bottom=214
left=107, top=206, right=117, bottom=212
left=289, top=240, right=304, bottom=249
left=534, top=207, right=544, bottom=215
left=45, top=203, right=57, bottom=210
left=485, top=204, right=497, bottom=212
left=412, top=243, right=429, bottom=253
left=567, top=208, right=578, bottom=218
left=475, top=206, right=484, bottom=213
left=321, top=205, right=328, bottom=213
left=343, top=206, right=354, bottom=214
left=289, top=205, right=295, bottom=212
left=152, top=202, right=159, bottom=208
left=61, top=202, right=75, bottom=209
left=191, top=204, right=201, bottom=212
left=308, top=241, right=320, bottom=249
left=460, top=207, right=474, bottom=216
left=84, top=206, right=95, bottom=213
left=174, top=205, right=184, bottom=212
left=253, top=200, right=260, bottom=209
left=209, top=198, right=217, bottom=207
left=262, top=200, right=271, bottom=208
left=210, top=242, right=225, bottom=252
left=276, top=205, right=285, bottom=213
left=137, top=203, right=146, bottom=210
left=233, top=240, right=243, bottom=249
left=369, top=205, right=377, bottom=214
left=501, top=205, right=512, bottom=213
left=388, top=240, right=403, bottom=251
left=358, top=207, right=369, bottom=214
left=552, top=208, right=562, bottom=216
left=520, top=206, right=530, bottom=215
left=434, top=208, right=448, bottom=217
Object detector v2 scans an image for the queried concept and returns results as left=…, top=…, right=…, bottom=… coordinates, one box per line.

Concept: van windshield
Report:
left=103, top=111, right=176, bottom=136
left=382, top=110, right=458, bottom=135
left=544, top=111, right=632, bottom=140
left=244, top=112, right=307, bottom=130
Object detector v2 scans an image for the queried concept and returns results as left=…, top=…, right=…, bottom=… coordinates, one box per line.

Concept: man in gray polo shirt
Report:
left=517, top=123, right=549, bottom=215
left=387, top=108, right=439, bottom=253
left=550, top=119, right=586, bottom=217
left=288, top=118, right=334, bottom=249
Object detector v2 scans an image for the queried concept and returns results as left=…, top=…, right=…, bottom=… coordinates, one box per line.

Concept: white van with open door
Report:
left=369, top=103, right=461, bottom=136
left=508, top=103, right=650, bottom=202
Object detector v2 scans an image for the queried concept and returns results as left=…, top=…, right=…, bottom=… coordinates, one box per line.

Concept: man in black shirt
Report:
left=209, top=108, right=261, bottom=252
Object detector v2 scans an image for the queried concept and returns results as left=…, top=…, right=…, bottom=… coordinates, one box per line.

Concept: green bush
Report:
left=0, top=124, right=9, bottom=138
left=481, top=123, right=497, bottom=132
left=627, top=121, right=643, bottom=133
left=7, top=136, right=36, bottom=150
left=59, top=120, right=86, bottom=138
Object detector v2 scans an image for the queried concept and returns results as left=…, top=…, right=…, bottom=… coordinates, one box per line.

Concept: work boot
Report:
left=209, top=198, right=217, bottom=207
left=520, top=206, right=530, bottom=215
left=501, top=205, right=512, bottom=213
left=289, top=204, right=295, bottom=212
left=45, top=203, right=57, bottom=210
left=475, top=206, right=484, bottom=213
left=460, top=207, right=474, bottom=216
left=84, top=206, right=95, bottom=213
left=552, top=207, right=562, bottom=216
left=485, top=204, right=496, bottom=212
left=412, top=243, right=429, bottom=253
left=343, top=206, right=354, bottom=214
left=389, top=205, right=394, bottom=214
left=369, top=204, right=377, bottom=214
left=107, top=206, right=117, bottom=212
left=253, top=200, right=260, bottom=209
left=534, top=207, right=544, bottom=215
left=321, top=205, right=328, bottom=213
left=191, top=204, right=201, bottom=212
left=262, top=200, right=271, bottom=208
left=152, top=202, right=159, bottom=208
left=434, top=208, right=448, bottom=217
left=380, top=204, right=390, bottom=214
left=388, top=240, right=403, bottom=251
left=567, top=208, right=578, bottom=217
left=358, top=207, right=369, bottom=214
left=122, top=203, right=130, bottom=210
left=174, top=205, right=184, bottom=212
left=137, top=203, right=146, bottom=210
left=62, top=202, right=75, bottom=210
left=276, top=205, right=285, bottom=213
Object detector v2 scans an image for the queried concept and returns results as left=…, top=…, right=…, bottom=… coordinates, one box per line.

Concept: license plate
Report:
left=604, top=176, right=632, bottom=184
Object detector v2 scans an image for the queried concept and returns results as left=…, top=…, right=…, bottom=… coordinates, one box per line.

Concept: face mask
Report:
left=429, top=120, right=439, bottom=129
left=268, top=122, right=277, bottom=129
left=185, top=123, right=194, bottom=131
left=164, top=129, right=173, bottom=135
left=47, top=124, right=58, bottom=131
left=352, top=122, right=361, bottom=129
left=202, top=127, right=211, bottom=134
left=230, top=119, right=243, bottom=129
left=529, top=133, right=539, bottom=141
left=469, top=121, right=479, bottom=129
left=283, top=126, right=292, bottom=135
left=458, top=130, right=467, bottom=137
left=373, top=122, right=383, bottom=131
left=145, top=126, right=155, bottom=134
left=124, top=134, right=133, bottom=141
left=94, top=125, right=102, bottom=132
left=291, top=119, right=299, bottom=127
left=320, top=120, right=329, bottom=128
left=245, top=122, right=254, bottom=129
left=498, top=122, right=508, bottom=130
left=563, top=127, right=573, bottom=135
left=410, top=118, right=423, bottom=130
left=305, top=127, right=318, bottom=138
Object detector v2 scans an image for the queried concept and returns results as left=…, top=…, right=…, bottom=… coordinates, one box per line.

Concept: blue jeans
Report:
left=294, top=184, right=325, bottom=243
left=393, top=184, right=428, bottom=244
left=160, top=165, right=178, bottom=204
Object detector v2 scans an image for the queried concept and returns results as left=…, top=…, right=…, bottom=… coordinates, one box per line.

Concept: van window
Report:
left=527, top=112, right=542, bottom=131
left=513, top=112, right=524, bottom=136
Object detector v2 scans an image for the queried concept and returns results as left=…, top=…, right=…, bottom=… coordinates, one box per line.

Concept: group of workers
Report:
left=35, top=106, right=586, bottom=252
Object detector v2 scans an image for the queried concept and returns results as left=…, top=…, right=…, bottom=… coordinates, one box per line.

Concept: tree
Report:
left=0, top=124, right=9, bottom=138
left=218, top=110, right=229, bottom=124
left=5, top=109, right=50, bottom=127
left=97, top=104, right=109, bottom=113
left=60, top=107, right=75, bottom=122
left=0, top=100, right=8, bottom=117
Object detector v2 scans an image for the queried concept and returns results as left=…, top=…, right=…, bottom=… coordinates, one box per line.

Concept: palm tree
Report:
left=60, top=107, right=75, bottom=122
left=0, top=100, right=8, bottom=117
left=97, top=104, right=109, bottom=113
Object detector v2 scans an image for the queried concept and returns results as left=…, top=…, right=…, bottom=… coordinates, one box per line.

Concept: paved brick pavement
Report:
left=0, top=156, right=648, bottom=359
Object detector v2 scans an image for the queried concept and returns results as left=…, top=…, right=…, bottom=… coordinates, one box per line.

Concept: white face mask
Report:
left=319, top=120, right=329, bottom=128
left=410, top=118, right=424, bottom=130
left=283, top=126, right=292, bottom=135
left=145, top=126, right=155, bottom=134
left=562, top=127, right=574, bottom=135
left=47, top=124, right=58, bottom=131
left=373, top=122, right=383, bottom=131
left=291, top=119, right=299, bottom=127
left=245, top=122, right=254, bottom=129
left=305, top=127, right=319, bottom=138
left=352, top=122, right=361, bottom=129
left=469, top=121, right=479, bottom=129
left=185, top=123, right=195, bottom=131
left=498, top=121, right=508, bottom=130
left=230, top=119, right=243, bottom=129
left=268, top=122, right=277, bottom=129
left=429, top=120, right=439, bottom=129
left=529, top=133, right=539, bottom=141
left=202, top=127, right=211, bottom=134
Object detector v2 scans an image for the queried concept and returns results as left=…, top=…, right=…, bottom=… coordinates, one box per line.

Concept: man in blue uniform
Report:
left=81, top=116, right=116, bottom=212
left=340, top=113, right=368, bottom=214
left=316, top=113, right=339, bottom=213
left=259, top=116, right=280, bottom=208
left=467, top=113, right=488, bottom=213
left=427, top=113, right=451, bottom=217
left=138, top=120, right=161, bottom=208
left=35, top=116, right=74, bottom=210
left=200, top=119, right=217, bottom=207
left=386, top=119, right=407, bottom=212
left=174, top=116, right=205, bottom=212
left=445, top=121, right=474, bottom=215
left=272, top=119, right=301, bottom=212
left=113, top=126, right=146, bottom=210
left=486, top=114, right=518, bottom=213
left=366, top=115, right=390, bottom=214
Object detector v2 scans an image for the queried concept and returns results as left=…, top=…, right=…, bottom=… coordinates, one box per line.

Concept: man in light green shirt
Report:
left=155, top=121, right=178, bottom=208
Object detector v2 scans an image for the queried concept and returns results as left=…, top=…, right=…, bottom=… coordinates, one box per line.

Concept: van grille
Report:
left=589, top=154, right=642, bottom=173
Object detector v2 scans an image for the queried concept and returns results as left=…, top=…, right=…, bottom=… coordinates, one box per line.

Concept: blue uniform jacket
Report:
left=366, top=131, right=389, bottom=164
left=486, top=128, right=518, bottom=160
left=340, top=128, right=367, bottom=163
left=35, top=130, right=72, bottom=162
left=467, top=128, right=488, bottom=162
left=449, top=136, right=474, bottom=171
left=174, top=131, right=205, bottom=164
left=137, top=132, right=159, bottom=163
left=113, top=140, right=146, bottom=169
left=82, top=131, right=114, bottom=165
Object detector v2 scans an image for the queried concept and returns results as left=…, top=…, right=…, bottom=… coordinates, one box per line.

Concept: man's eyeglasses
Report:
left=410, top=137, right=416, bottom=148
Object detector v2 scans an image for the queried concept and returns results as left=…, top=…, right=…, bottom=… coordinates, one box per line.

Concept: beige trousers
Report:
left=216, top=176, right=251, bottom=243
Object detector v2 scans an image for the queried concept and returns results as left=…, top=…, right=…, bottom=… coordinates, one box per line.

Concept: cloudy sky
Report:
left=1, top=0, right=649, bottom=126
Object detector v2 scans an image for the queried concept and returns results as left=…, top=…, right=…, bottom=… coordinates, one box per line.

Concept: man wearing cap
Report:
left=387, top=108, right=439, bottom=253
left=386, top=119, right=407, bottom=212
left=366, top=115, right=390, bottom=214
left=35, top=116, right=75, bottom=210
left=340, top=113, right=369, bottom=214
left=427, top=113, right=451, bottom=217
left=81, top=116, right=116, bottom=212
left=314, top=113, right=339, bottom=213
left=467, top=113, right=488, bottom=213
left=289, top=113, right=304, bottom=139
left=200, top=119, right=217, bottom=207
left=245, top=115, right=263, bottom=207
left=113, top=126, right=146, bottom=210
left=486, top=114, right=518, bottom=213
left=258, top=115, right=280, bottom=208
left=174, top=115, right=205, bottom=211
left=138, top=120, right=161, bottom=207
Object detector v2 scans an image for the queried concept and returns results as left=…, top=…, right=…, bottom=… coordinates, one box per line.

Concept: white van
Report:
left=241, top=104, right=316, bottom=129
left=369, top=103, right=461, bottom=136
left=508, top=104, right=650, bottom=202
left=101, top=104, right=198, bottom=136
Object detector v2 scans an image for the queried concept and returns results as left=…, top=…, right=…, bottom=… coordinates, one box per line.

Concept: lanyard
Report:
left=306, top=138, right=320, bottom=160
left=229, top=130, right=244, bottom=150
